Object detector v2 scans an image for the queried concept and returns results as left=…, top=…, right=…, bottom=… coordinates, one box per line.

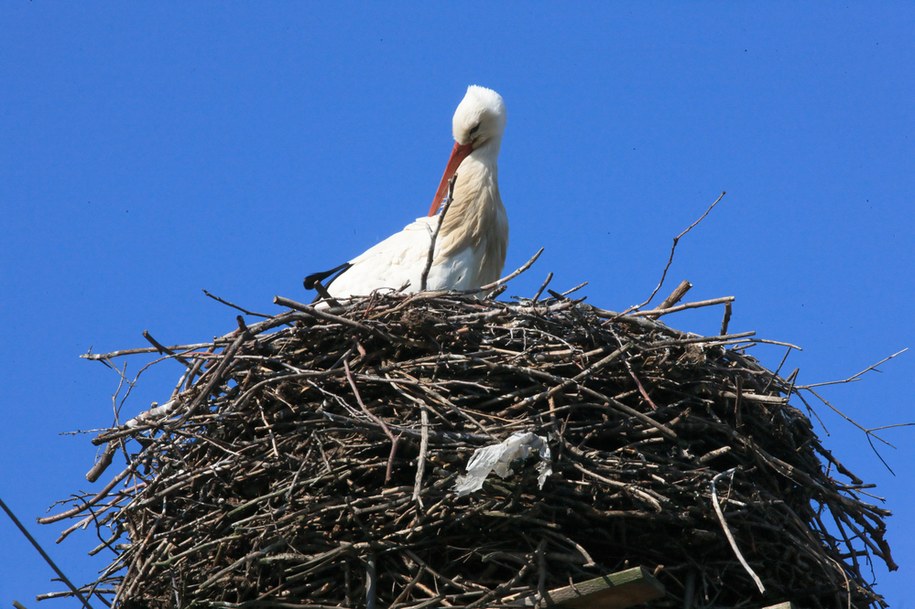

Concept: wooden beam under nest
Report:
left=505, top=566, right=665, bottom=608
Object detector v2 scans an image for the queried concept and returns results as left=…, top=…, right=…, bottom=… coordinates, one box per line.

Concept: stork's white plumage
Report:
left=305, top=85, right=508, bottom=301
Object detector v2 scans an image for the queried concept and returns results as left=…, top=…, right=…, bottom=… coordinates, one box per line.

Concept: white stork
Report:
left=304, top=85, right=508, bottom=301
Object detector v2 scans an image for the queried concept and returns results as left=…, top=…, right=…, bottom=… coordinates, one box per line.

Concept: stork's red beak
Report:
left=428, top=141, right=473, bottom=216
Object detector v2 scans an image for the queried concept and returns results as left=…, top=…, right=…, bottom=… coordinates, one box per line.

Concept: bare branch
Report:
left=710, top=469, right=765, bottom=595
left=202, top=289, right=270, bottom=318
left=629, top=191, right=727, bottom=312
left=421, top=175, right=458, bottom=291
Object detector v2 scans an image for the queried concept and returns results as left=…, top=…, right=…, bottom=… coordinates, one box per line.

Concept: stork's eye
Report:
left=469, top=123, right=481, bottom=137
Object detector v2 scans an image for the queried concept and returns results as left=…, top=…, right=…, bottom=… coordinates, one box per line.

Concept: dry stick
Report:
left=401, top=549, right=473, bottom=598
left=412, top=403, right=430, bottom=510
left=869, top=422, right=915, bottom=434
left=558, top=281, right=588, bottom=297
left=650, top=279, right=692, bottom=318
left=202, top=289, right=270, bottom=318
left=720, top=300, right=733, bottom=336
left=85, top=442, right=118, bottom=483
left=0, top=497, right=96, bottom=609
left=649, top=330, right=755, bottom=348
left=39, top=446, right=146, bottom=524
left=142, top=331, right=193, bottom=368
left=81, top=310, right=301, bottom=362
left=421, top=175, right=458, bottom=291
left=256, top=399, right=281, bottom=460
left=344, top=359, right=399, bottom=484
left=477, top=247, right=545, bottom=292
left=82, top=342, right=220, bottom=361
left=631, top=296, right=734, bottom=317
left=798, top=348, right=909, bottom=389
left=572, top=462, right=664, bottom=511
left=390, top=566, right=428, bottom=607
left=365, top=554, right=378, bottom=609
left=392, top=372, right=493, bottom=437
left=608, top=326, right=660, bottom=411
left=312, top=280, right=342, bottom=308
left=172, top=329, right=249, bottom=426
left=709, top=468, right=765, bottom=595
left=627, top=368, right=659, bottom=410
left=628, top=190, right=727, bottom=312
left=804, top=386, right=899, bottom=450
left=108, top=361, right=131, bottom=427
left=825, top=554, right=854, bottom=609
left=175, top=346, right=213, bottom=395
left=532, top=272, right=553, bottom=302
left=274, top=296, right=398, bottom=343
left=197, top=541, right=285, bottom=591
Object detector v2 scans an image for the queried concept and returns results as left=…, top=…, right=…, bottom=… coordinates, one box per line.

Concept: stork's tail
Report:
left=303, top=262, right=352, bottom=291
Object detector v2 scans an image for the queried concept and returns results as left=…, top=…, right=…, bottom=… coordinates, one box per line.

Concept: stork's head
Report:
left=452, top=85, right=507, bottom=151
left=428, top=85, right=506, bottom=216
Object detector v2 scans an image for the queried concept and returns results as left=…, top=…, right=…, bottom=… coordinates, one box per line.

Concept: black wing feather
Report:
left=303, top=262, right=352, bottom=290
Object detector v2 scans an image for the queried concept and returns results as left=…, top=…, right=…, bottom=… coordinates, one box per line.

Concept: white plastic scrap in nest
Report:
left=454, top=432, right=552, bottom=496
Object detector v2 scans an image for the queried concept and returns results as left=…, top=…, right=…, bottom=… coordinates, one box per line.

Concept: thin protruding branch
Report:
left=477, top=247, right=545, bottom=292
left=710, top=469, right=766, bottom=595
left=365, top=554, right=378, bottom=609
left=421, top=175, right=458, bottom=291
left=344, top=359, right=399, bottom=483
left=629, top=191, right=727, bottom=312
left=202, top=289, right=270, bottom=318
left=311, top=281, right=342, bottom=309
left=720, top=301, right=733, bottom=336
left=412, top=403, right=430, bottom=510
left=797, top=349, right=908, bottom=390
left=142, top=331, right=192, bottom=368
left=532, top=272, right=553, bottom=302
left=630, top=296, right=734, bottom=318
left=81, top=342, right=217, bottom=362
left=657, top=280, right=692, bottom=312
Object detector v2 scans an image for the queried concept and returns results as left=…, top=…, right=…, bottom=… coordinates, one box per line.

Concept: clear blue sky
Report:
left=1, top=4, right=913, bottom=607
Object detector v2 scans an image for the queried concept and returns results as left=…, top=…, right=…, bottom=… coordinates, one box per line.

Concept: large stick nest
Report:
left=45, top=291, right=895, bottom=608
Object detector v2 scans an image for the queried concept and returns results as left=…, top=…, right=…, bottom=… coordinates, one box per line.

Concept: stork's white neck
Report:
left=471, top=135, right=502, bottom=163
left=434, top=146, right=508, bottom=286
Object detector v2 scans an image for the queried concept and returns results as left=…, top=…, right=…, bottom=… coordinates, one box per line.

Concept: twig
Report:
left=274, top=295, right=397, bottom=343
left=344, top=359, right=399, bottom=483
left=532, top=272, right=553, bottom=302
left=558, top=282, right=588, bottom=297
left=141, top=331, right=193, bottom=368
left=797, top=348, right=908, bottom=389
left=412, top=403, right=430, bottom=510
left=628, top=369, right=659, bottom=410
left=202, top=289, right=270, bottom=318
left=81, top=342, right=222, bottom=361
left=655, top=280, right=692, bottom=314
left=421, top=175, right=458, bottom=291
left=476, top=247, right=545, bottom=292
left=630, top=296, right=734, bottom=317
left=629, top=191, right=726, bottom=312
left=312, top=281, right=342, bottom=308
left=365, top=554, right=378, bottom=609
left=719, top=301, right=732, bottom=336
left=710, top=468, right=765, bottom=595
left=803, top=386, right=900, bottom=456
